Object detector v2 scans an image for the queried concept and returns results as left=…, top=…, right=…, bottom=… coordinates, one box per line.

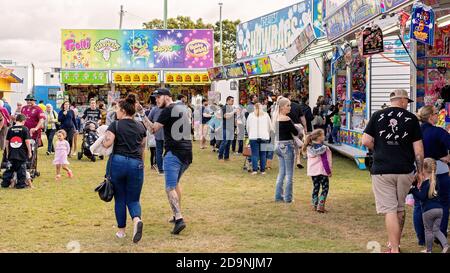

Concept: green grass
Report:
left=0, top=136, right=422, bottom=253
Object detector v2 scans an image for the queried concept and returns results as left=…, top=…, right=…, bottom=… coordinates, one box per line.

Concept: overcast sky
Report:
left=0, top=0, right=296, bottom=71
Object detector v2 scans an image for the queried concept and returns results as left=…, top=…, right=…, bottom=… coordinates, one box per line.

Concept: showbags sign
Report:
left=409, top=3, right=435, bottom=46
left=285, top=23, right=316, bottom=63
left=359, top=25, right=384, bottom=56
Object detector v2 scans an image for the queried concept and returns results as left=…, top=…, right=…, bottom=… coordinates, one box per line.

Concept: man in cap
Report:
left=21, top=94, right=45, bottom=143
left=148, top=88, right=192, bottom=235
left=362, top=89, right=424, bottom=253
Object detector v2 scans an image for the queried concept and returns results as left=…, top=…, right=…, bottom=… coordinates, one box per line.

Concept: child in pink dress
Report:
left=53, top=130, right=73, bottom=180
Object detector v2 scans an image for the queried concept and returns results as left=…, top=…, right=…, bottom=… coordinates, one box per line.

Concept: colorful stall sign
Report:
left=324, top=0, right=381, bottom=42
left=113, top=72, right=160, bottom=85
left=164, top=72, right=210, bottom=85
left=426, top=25, right=450, bottom=57
left=313, top=0, right=326, bottom=38
left=243, top=57, right=273, bottom=76
left=380, top=0, right=410, bottom=13
left=61, top=29, right=214, bottom=70
left=61, top=71, right=109, bottom=85
left=360, top=25, right=384, bottom=56
left=410, top=3, right=435, bottom=46
left=236, top=1, right=326, bottom=60
left=338, top=128, right=368, bottom=151
left=224, top=63, right=247, bottom=78
left=285, top=23, right=317, bottom=63
left=207, top=66, right=226, bottom=81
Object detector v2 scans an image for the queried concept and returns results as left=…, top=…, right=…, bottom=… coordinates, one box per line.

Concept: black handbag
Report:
left=94, top=121, right=117, bottom=202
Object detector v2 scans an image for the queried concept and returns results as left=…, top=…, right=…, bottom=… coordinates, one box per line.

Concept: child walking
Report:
left=303, top=129, right=332, bottom=213
left=410, top=158, right=449, bottom=253
left=53, top=129, right=73, bottom=181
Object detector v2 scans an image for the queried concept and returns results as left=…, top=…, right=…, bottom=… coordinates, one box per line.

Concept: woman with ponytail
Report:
left=412, top=106, right=450, bottom=247
left=102, top=94, right=147, bottom=243
left=273, top=96, right=298, bottom=203
left=410, top=158, right=449, bottom=253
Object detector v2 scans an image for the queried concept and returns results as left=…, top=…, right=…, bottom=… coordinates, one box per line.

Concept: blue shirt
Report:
left=411, top=179, right=442, bottom=212
left=58, top=109, right=77, bottom=131
left=421, top=122, right=450, bottom=160
left=3, top=102, right=11, bottom=115
left=148, top=107, right=164, bottom=141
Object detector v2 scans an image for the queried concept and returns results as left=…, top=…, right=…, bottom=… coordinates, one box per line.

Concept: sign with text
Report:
left=285, top=23, right=316, bottom=63
left=61, top=29, right=214, bottom=70
left=243, top=57, right=273, bottom=76
left=224, top=63, right=247, bottom=78
left=61, top=71, right=109, bottom=85
left=324, top=0, right=381, bottom=42
left=410, top=3, right=435, bottom=46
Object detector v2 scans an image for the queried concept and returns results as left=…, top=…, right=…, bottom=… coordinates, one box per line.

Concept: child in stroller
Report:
left=77, top=121, right=103, bottom=162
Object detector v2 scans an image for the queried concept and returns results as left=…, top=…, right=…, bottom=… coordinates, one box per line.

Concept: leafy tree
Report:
left=143, top=16, right=240, bottom=65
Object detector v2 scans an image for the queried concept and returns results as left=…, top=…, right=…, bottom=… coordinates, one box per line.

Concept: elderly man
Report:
left=362, top=89, right=424, bottom=253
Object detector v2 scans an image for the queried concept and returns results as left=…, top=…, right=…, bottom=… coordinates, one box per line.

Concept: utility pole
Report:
left=164, top=0, right=168, bottom=29
left=119, top=5, right=124, bottom=29
left=219, top=2, right=223, bottom=65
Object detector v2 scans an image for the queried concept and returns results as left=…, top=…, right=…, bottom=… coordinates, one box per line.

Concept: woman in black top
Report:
left=102, top=94, right=147, bottom=243
left=272, top=97, right=299, bottom=203
left=58, top=101, right=77, bottom=155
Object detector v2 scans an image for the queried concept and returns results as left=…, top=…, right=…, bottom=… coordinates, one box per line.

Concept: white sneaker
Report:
left=442, top=246, right=449, bottom=253
left=115, top=232, right=126, bottom=239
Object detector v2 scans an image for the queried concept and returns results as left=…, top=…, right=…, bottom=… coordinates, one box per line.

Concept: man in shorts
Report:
left=150, top=88, right=192, bottom=235
left=362, top=89, right=424, bottom=253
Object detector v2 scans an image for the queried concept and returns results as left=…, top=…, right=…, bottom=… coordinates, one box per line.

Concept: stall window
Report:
left=48, top=88, right=58, bottom=101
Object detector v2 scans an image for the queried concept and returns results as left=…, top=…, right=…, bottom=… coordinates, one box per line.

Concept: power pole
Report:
left=219, top=2, right=223, bottom=65
left=119, top=5, right=124, bottom=29
left=164, top=0, right=168, bottom=29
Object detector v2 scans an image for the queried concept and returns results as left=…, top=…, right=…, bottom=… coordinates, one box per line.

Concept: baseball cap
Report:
left=153, top=88, right=171, bottom=96
left=390, top=89, right=413, bottom=103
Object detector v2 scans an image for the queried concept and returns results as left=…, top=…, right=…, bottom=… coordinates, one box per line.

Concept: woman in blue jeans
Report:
left=414, top=106, right=450, bottom=246
left=103, top=94, right=147, bottom=243
left=246, top=103, right=272, bottom=175
left=272, top=97, right=299, bottom=203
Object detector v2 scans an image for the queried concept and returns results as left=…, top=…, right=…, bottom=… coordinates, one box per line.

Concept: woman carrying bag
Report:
left=102, top=94, right=147, bottom=243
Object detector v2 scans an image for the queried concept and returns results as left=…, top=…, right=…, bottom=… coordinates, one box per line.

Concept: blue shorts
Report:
left=163, top=151, right=189, bottom=190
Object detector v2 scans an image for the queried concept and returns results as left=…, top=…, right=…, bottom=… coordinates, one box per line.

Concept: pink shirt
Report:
left=307, top=147, right=332, bottom=177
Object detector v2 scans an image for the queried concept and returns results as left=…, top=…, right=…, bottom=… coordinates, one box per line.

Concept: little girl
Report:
left=410, top=158, right=449, bottom=253
left=303, top=129, right=332, bottom=213
left=53, top=129, right=73, bottom=180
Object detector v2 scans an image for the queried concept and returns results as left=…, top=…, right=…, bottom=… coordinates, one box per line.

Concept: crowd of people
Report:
left=0, top=87, right=448, bottom=252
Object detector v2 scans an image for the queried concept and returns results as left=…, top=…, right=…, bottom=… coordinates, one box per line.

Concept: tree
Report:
left=143, top=16, right=240, bottom=65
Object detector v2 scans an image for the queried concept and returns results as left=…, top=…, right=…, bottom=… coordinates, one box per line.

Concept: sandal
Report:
left=115, top=232, right=126, bottom=239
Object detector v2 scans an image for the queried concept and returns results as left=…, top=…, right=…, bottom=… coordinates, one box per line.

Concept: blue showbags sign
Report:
left=236, top=1, right=314, bottom=60
left=409, top=2, right=435, bottom=46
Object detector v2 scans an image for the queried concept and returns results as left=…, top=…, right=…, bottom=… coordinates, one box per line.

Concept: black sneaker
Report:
left=296, top=164, right=304, bottom=169
left=133, top=220, right=143, bottom=243
left=171, top=219, right=186, bottom=235
left=169, top=216, right=175, bottom=224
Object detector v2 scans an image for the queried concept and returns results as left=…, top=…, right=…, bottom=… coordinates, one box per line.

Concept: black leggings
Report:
left=312, top=175, right=330, bottom=207
left=150, top=147, right=156, bottom=166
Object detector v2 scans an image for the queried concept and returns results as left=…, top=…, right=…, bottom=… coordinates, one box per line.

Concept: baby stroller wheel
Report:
left=77, top=152, right=83, bottom=160
left=91, top=156, right=96, bottom=162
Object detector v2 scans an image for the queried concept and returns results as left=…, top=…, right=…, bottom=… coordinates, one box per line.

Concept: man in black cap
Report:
left=149, top=88, right=192, bottom=235
left=21, top=94, right=45, bottom=143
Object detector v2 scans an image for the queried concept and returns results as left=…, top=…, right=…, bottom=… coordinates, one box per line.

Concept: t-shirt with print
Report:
left=364, top=107, right=422, bottom=175
left=156, top=103, right=193, bottom=165
left=82, top=108, right=101, bottom=123
left=21, top=105, right=45, bottom=139
left=6, top=125, right=31, bottom=162
left=108, top=119, right=147, bottom=160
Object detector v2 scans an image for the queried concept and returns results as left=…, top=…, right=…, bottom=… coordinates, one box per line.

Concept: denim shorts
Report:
left=163, top=151, right=190, bottom=190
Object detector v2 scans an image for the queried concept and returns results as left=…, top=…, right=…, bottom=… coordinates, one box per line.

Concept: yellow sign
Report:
left=164, top=72, right=210, bottom=85
left=113, top=72, right=160, bottom=85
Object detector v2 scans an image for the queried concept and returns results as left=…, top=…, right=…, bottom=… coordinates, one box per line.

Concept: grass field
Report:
left=0, top=136, right=423, bottom=253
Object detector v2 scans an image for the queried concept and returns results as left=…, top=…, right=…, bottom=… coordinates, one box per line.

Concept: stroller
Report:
left=0, top=138, right=40, bottom=180
left=77, top=121, right=103, bottom=162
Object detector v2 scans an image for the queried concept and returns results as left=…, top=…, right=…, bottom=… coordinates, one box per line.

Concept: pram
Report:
left=0, top=138, right=40, bottom=180
left=77, top=121, right=103, bottom=162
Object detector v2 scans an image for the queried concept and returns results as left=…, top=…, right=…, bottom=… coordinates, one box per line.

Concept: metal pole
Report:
left=31, top=63, right=35, bottom=95
left=219, top=2, right=223, bottom=65
left=119, top=5, right=124, bottom=29
left=164, top=0, right=168, bottom=29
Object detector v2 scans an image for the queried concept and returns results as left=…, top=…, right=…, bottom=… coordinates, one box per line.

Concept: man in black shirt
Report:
left=82, top=99, right=101, bottom=124
left=218, top=96, right=237, bottom=161
left=362, top=89, right=424, bottom=253
left=2, top=114, right=32, bottom=189
left=300, top=96, right=314, bottom=133
left=283, top=93, right=307, bottom=168
left=151, top=88, right=192, bottom=235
